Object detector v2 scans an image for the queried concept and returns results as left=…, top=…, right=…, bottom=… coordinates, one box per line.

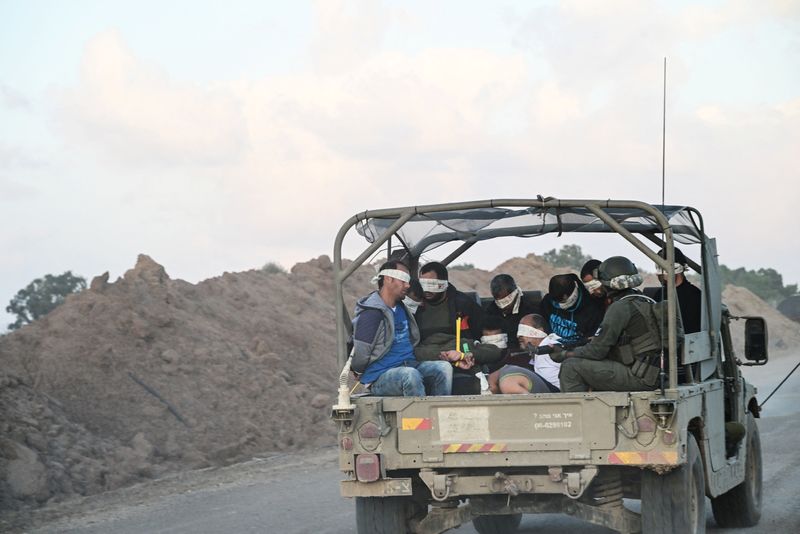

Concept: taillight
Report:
left=355, top=453, right=380, bottom=482
left=358, top=421, right=380, bottom=439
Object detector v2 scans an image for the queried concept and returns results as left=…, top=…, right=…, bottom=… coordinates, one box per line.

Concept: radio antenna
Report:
left=659, top=56, right=668, bottom=396
left=661, top=57, right=667, bottom=208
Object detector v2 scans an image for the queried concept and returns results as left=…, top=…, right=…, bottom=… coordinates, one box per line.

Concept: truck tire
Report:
left=355, top=496, right=413, bottom=534
left=472, top=513, right=522, bottom=534
left=711, top=414, right=762, bottom=527
left=641, top=433, right=705, bottom=534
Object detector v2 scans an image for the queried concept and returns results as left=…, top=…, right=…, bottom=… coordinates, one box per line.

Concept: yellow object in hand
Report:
left=455, top=316, right=461, bottom=352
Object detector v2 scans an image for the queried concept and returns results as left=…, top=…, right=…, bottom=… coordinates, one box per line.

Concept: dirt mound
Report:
left=448, top=254, right=561, bottom=294
left=0, top=254, right=376, bottom=512
left=449, top=254, right=661, bottom=296
left=0, top=373, right=155, bottom=514
left=723, top=285, right=800, bottom=352
left=1, top=253, right=796, bottom=513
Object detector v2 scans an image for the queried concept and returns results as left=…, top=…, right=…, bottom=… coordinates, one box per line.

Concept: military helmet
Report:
left=598, top=256, right=643, bottom=290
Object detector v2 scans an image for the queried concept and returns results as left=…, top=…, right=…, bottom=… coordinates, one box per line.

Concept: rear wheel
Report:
left=711, top=414, right=762, bottom=527
left=641, top=433, right=705, bottom=534
left=472, top=513, right=522, bottom=534
left=356, top=496, right=415, bottom=534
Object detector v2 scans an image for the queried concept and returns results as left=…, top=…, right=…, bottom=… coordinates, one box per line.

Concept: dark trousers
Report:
left=452, top=371, right=481, bottom=395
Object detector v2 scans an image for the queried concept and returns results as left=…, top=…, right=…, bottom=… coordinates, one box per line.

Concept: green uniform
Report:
left=559, top=290, right=662, bottom=393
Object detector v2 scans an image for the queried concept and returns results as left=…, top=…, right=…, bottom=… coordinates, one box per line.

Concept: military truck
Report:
left=331, top=199, right=767, bottom=534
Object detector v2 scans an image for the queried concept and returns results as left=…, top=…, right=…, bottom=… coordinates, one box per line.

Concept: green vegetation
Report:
left=6, top=271, right=87, bottom=330
left=450, top=263, right=475, bottom=271
left=542, top=244, right=593, bottom=270
left=719, top=266, right=797, bottom=306
left=262, top=261, right=287, bottom=275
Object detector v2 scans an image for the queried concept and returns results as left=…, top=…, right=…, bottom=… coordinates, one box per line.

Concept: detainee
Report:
left=350, top=260, right=452, bottom=396
left=489, top=314, right=561, bottom=394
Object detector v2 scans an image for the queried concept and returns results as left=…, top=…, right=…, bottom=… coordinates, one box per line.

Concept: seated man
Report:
left=655, top=247, right=702, bottom=334
left=580, top=259, right=605, bottom=301
left=423, top=315, right=507, bottom=368
left=489, top=314, right=561, bottom=394
left=415, top=261, right=485, bottom=394
left=431, top=315, right=509, bottom=393
left=402, top=278, right=425, bottom=316
left=483, top=274, right=540, bottom=350
left=540, top=273, right=605, bottom=344
left=415, top=261, right=483, bottom=341
left=351, top=260, right=452, bottom=396
left=476, top=314, right=509, bottom=373
left=417, top=317, right=506, bottom=395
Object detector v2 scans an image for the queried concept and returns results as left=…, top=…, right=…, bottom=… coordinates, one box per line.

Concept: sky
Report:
left=1, top=0, right=798, bottom=329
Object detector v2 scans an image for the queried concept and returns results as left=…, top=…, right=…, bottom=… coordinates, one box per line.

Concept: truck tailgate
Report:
left=392, top=394, right=623, bottom=459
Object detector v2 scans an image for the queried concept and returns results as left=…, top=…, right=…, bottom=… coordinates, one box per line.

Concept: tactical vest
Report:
left=609, top=294, right=684, bottom=386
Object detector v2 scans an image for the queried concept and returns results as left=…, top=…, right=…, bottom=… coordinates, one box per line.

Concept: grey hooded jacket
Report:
left=351, top=291, right=420, bottom=375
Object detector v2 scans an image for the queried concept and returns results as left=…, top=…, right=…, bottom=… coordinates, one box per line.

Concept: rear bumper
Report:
left=341, top=478, right=413, bottom=497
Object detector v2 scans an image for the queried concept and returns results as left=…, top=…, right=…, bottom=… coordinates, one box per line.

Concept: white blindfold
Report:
left=655, top=263, right=686, bottom=275
left=494, top=287, right=522, bottom=314
left=371, top=269, right=411, bottom=284
left=419, top=278, right=448, bottom=293
left=517, top=323, right=548, bottom=339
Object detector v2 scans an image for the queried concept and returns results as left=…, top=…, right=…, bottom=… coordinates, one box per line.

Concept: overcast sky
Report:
left=1, top=0, right=798, bottom=328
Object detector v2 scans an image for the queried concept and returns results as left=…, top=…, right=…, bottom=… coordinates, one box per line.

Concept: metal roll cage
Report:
left=333, top=198, right=710, bottom=390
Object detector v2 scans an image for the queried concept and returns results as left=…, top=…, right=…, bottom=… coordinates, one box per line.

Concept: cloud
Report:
left=56, top=30, right=248, bottom=168
left=311, top=0, right=395, bottom=73
left=514, top=1, right=679, bottom=92
left=45, top=4, right=800, bottom=285
left=0, top=144, right=46, bottom=170
left=0, top=176, right=39, bottom=200
left=1, top=84, right=32, bottom=110
left=680, top=0, right=800, bottom=37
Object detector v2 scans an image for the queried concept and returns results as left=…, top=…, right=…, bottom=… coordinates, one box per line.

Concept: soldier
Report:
left=551, top=256, right=675, bottom=393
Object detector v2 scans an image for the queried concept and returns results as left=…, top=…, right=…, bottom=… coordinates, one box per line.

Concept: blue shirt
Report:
left=360, top=306, right=415, bottom=384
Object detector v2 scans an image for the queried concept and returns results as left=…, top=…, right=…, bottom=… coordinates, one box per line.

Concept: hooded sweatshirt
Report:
left=539, top=273, right=605, bottom=344
left=351, top=291, right=420, bottom=381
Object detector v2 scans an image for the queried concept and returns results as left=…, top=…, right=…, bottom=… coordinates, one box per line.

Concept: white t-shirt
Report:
left=530, top=333, right=561, bottom=389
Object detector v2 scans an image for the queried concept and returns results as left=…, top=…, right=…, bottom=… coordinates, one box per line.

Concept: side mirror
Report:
left=743, top=317, right=768, bottom=366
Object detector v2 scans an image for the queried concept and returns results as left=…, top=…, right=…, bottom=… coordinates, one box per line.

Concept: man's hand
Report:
left=548, top=345, right=566, bottom=363
left=440, top=350, right=475, bottom=369
left=439, top=350, right=461, bottom=362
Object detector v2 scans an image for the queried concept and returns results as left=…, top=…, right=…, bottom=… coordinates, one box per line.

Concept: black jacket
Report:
left=539, top=274, right=605, bottom=344
left=415, top=283, right=483, bottom=342
left=676, top=281, right=702, bottom=334
left=654, top=279, right=702, bottom=334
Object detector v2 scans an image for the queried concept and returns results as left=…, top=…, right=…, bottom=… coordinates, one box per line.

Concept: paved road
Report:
left=13, top=356, right=800, bottom=534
